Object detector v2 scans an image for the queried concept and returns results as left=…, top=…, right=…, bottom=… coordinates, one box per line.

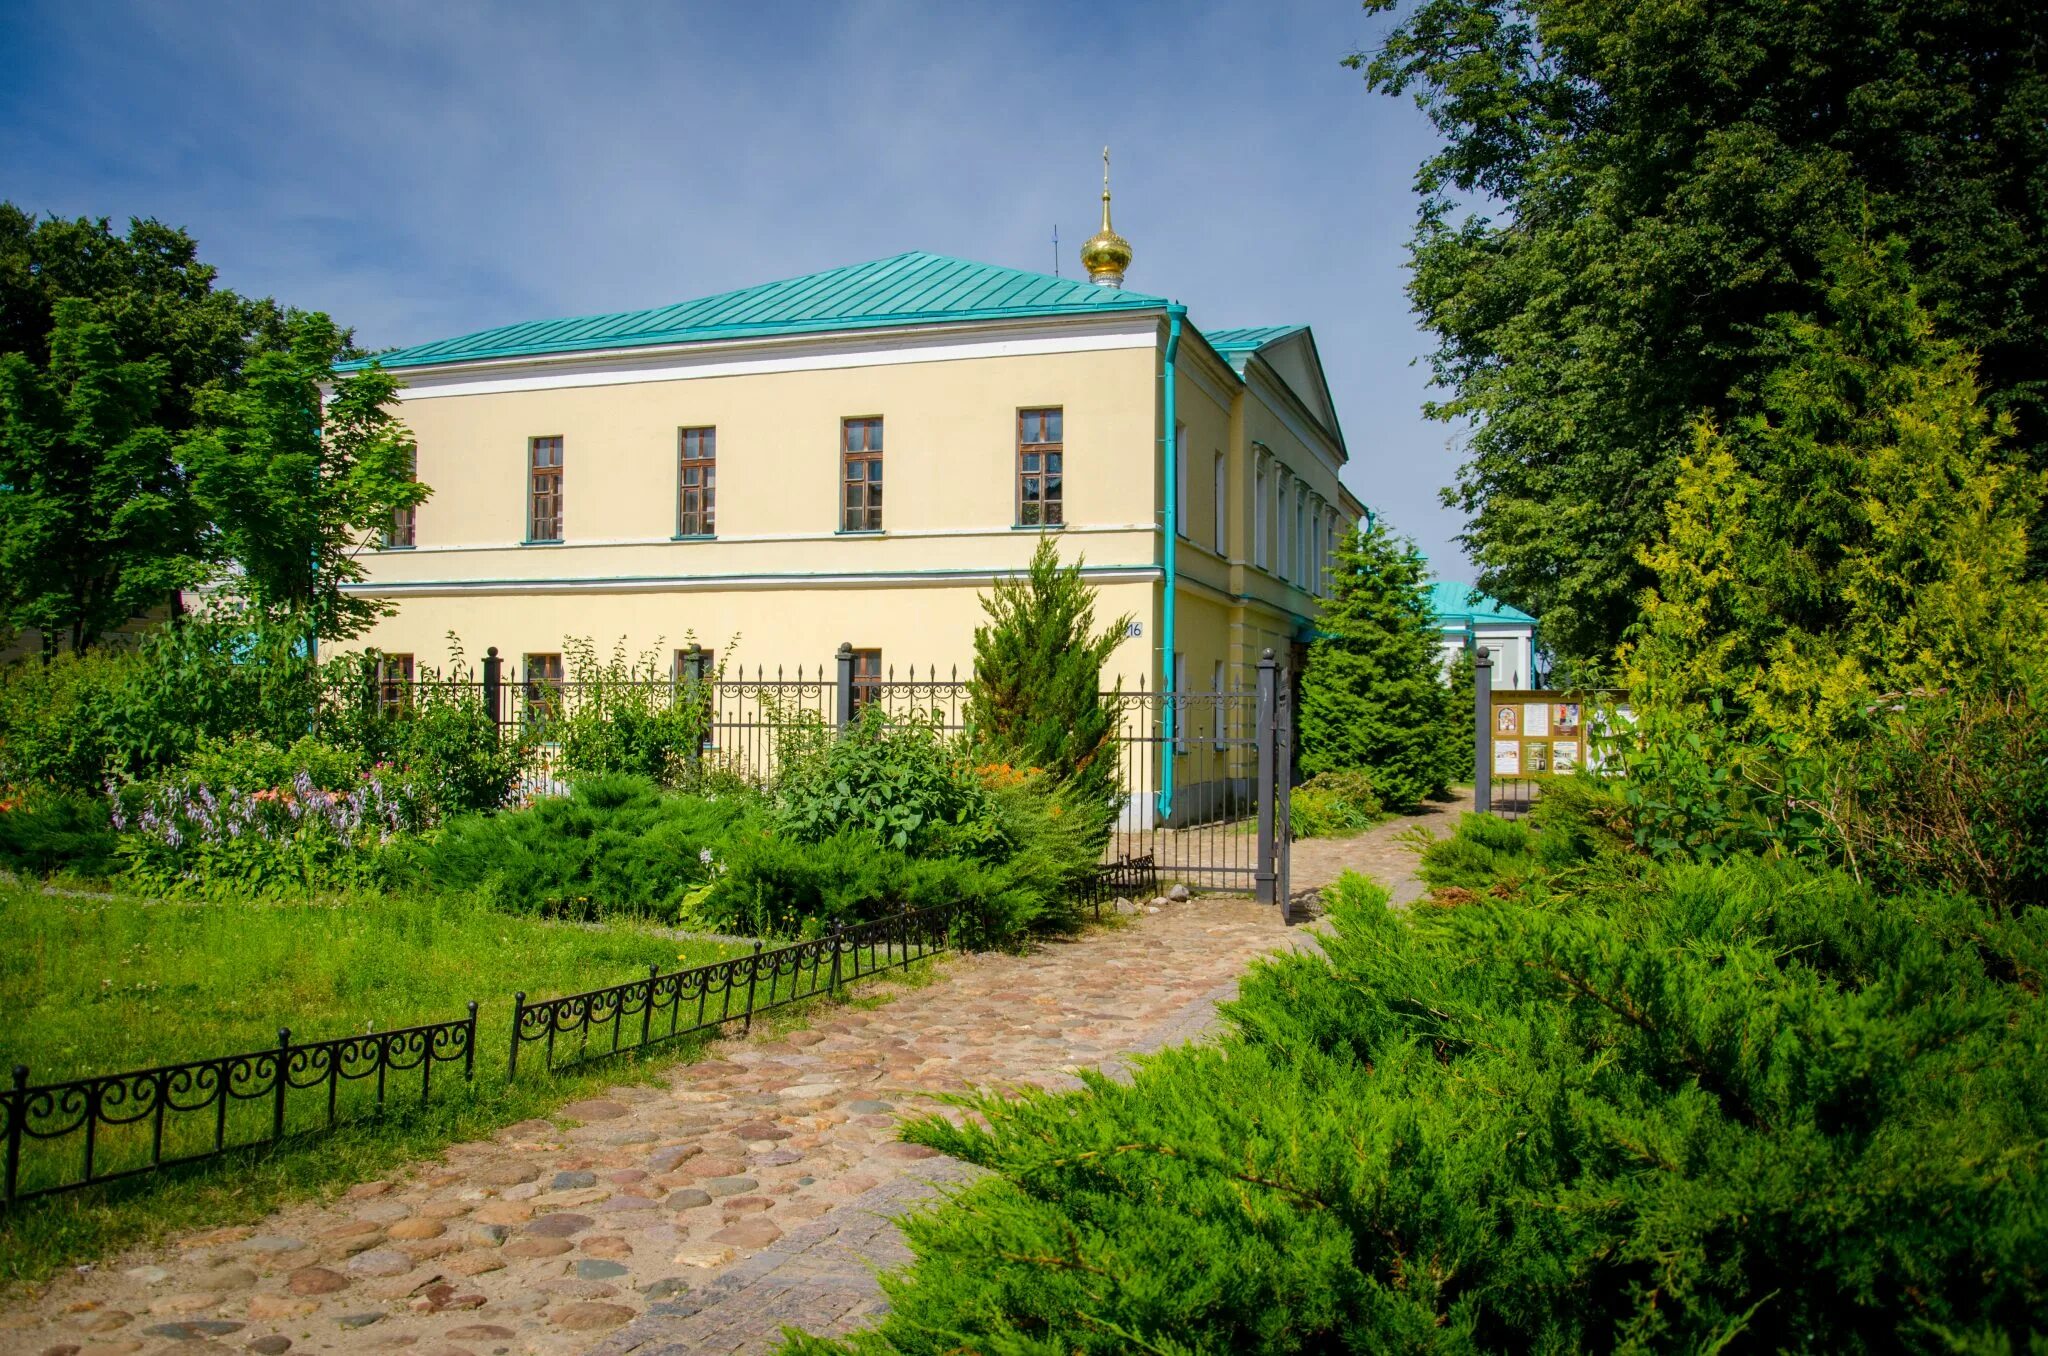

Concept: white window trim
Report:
left=1253, top=460, right=1268, bottom=569
left=1212, top=452, right=1227, bottom=556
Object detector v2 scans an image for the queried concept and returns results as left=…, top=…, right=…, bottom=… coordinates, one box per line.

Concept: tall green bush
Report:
left=549, top=636, right=720, bottom=789
left=966, top=537, right=1131, bottom=814
left=1297, top=520, right=1461, bottom=809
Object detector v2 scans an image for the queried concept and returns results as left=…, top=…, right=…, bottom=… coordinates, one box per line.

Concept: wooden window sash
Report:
left=842, top=418, right=883, bottom=532
left=529, top=437, right=564, bottom=542
left=677, top=426, right=716, bottom=536
left=1017, top=407, right=1063, bottom=527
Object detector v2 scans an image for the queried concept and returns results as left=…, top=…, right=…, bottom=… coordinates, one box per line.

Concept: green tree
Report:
left=1298, top=519, right=1458, bottom=808
left=183, top=313, right=426, bottom=642
left=966, top=537, right=1132, bottom=812
left=1624, top=238, right=2048, bottom=747
left=0, top=299, right=201, bottom=653
left=1354, top=0, right=2048, bottom=664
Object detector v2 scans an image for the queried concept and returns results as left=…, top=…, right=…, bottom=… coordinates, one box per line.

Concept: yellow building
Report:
left=335, top=191, right=1361, bottom=702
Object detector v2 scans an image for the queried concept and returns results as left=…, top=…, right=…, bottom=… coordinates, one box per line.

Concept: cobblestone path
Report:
left=1286, top=785, right=1475, bottom=908
left=7, top=898, right=1306, bottom=1356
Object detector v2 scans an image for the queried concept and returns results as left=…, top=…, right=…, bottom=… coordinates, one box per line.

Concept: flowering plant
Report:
left=112, top=767, right=424, bottom=898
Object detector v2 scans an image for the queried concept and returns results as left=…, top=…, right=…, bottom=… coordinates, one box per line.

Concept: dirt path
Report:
left=5, top=900, right=1310, bottom=1356
left=1285, top=785, right=1474, bottom=910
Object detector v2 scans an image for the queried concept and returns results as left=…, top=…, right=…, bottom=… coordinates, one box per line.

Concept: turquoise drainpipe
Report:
left=1158, top=305, right=1185, bottom=822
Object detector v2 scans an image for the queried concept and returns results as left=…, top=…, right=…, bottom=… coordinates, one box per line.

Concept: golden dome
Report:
left=1081, top=146, right=1132, bottom=287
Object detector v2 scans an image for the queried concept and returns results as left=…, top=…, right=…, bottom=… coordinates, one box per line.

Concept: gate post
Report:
left=1474, top=650, right=1493, bottom=816
left=1254, top=649, right=1278, bottom=905
left=482, top=647, right=504, bottom=742
left=835, top=642, right=855, bottom=732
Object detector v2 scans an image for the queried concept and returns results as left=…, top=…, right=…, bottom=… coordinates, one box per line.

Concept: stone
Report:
left=548, top=1171, right=596, bottom=1191
left=474, top=1163, right=538, bottom=1187
left=335, top=1312, right=384, bottom=1329
left=671, top=1245, right=736, bottom=1269
left=122, top=1266, right=171, bottom=1286
left=500, top=1118, right=557, bottom=1141
left=756, top=1149, right=803, bottom=1167
left=1168, top=884, right=1192, bottom=902
left=38, top=1344, right=79, bottom=1356
left=344, top=1248, right=412, bottom=1278
left=500, top=1238, right=571, bottom=1260
left=643, top=1146, right=699, bottom=1173
left=442, top=1252, right=506, bottom=1278
left=76, top=1345, right=145, bottom=1356
left=880, top=1141, right=941, bottom=1160
left=145, top=1294, right=222, bottom=1317
left=548, top=1302, right=634, bottom=1331
left=640, top=1277, right=692, bottom=1300
left=237, top=1236, right=306, bottom=1256
left=443, top=1326, right=515, bottom=1342
left=701, top=1176, right=759, bottom=1197
left=244, top=1296, right=315, bottom=1321
left=531, top=1186, right=610, bottom=1208
left=142, top=1320, right=244, bottom=1340
left=354, top=1201, right=413, bottom=1224
left=730, top=1121, right=789, bottom=1141
left=664, top=1189, right=712, bottom=1210
left=465, top=1223, right=509, bottom=1245
left=344, top=1181, right=393, bottom=1200
left=285, top=1268, right=349, bottom=1297
left=469, top=1202, right=532, bottom=1226
left=778, top=1083, right=839, bottom=1100
left=680, top=1154, right=746, bottom=1179
left=417, top=1199, right=471, bottom=1220
left=247, top=1338, right=293, bottom=1355
left=500, top=1181, right=542, bottom=1201
left=195, top=1266, right=258, bottom=1292
left=574, top=1259, right=629, bottom=1281
left=395, top=1237, right=463, bottom=1261
left=845, top=1099, right=893, bottom=1114
left=604, top=1129, right=657, bottom=1145
left=604, top=1168, right=649, bottom=1184
left=783, top=1031, right=826, bottom=1047
left=709, top=1218, right=782, bottom=1249
left=523, top=1212, right=593, bottom=1238
left=386, top=1219, right=445, bottom=1241
left=579, top=1236, right=632, bottom=1260
left=720, top=1196, right=773, bottom=1215
left=598, top=1193, right=658, bottom=1212
left=559, top=1099, right=629, bottom=1122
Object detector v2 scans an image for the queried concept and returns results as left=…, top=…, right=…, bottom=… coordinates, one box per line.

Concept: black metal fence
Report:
left=3, top=1010, right=477, bottom=1205
left=508, top=905, right=950, bottom=1077
left=393, top=644, right=1298, bottom=895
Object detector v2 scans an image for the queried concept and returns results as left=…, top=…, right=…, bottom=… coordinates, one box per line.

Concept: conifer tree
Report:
left=966, top=538, right=1133, bottom=813
left=1298, top=520, right=1458, bottom=808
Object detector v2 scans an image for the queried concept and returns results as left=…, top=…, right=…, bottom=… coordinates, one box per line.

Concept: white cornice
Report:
left=341, top=564, right=1163, bottom=598
left=368, top=522, right=1153, bottom=555
left=380, top=312, right=1163, bottom=402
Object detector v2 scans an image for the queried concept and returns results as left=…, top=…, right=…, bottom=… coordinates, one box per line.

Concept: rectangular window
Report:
left=677, top=426, right=716, bottom=536
left=523, top=652, right=565, bottom=726
left=1296, top=499, right=1307, bottom=585
left=384, top=448, right=417, bottom=548
left=1017, top=407, right=1063, bottom=526
left=673, top=645, right=715, bottom=684
left=1276, top=478, right=1290, bottom=581
left=1213, top=452, right=1226, bottom=554
left=1254, top=464, right=1268, bottom=568
left=1174, top=424, right=1188, bottom=537
left=528, top=436, right=564, bottom=542
left=377, top=653, right=414, bottom=716
left=851, top=647, right=882, bottom=713
left=842, top=417, right=883, bottom=532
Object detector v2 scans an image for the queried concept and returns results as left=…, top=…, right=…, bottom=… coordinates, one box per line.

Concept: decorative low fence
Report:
left=1076, top=853, right=1160, bottom=914
left=508, top=904, right=951, bottom=1077
left=1, top=907, right=956, bottom=1208
left=3, top=1011, right=478, bottom=1205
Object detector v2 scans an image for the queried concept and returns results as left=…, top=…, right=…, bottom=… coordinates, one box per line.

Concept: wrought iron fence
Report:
left=2, top=1009, right=478, bottom=1205
left=508, top=904, right=952, bottom=1077
left=1076, top=853, right=1160, bottom=915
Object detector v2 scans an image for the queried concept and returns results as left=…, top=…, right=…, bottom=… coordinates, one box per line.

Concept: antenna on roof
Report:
left=1052, top=224, right=1060, bottom=277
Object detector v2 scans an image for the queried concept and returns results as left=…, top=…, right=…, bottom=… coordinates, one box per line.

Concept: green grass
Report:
left=0, top=884, right=746, bottom=1290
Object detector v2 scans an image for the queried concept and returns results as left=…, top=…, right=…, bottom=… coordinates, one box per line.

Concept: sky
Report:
left=0, top=0, right=1476, bottom=578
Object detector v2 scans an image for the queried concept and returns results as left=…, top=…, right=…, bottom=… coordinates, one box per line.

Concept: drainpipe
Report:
left=1158, top=305, right=1185, bottom=822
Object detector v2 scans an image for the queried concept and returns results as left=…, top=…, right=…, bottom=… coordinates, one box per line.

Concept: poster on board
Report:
left=1523, top=702, right=1551, bottom=737
left=1554, top=703, right=1581, bottom=737
left=1495, top=705, right=1519, bottom=736
left=1525, top=739, right=1551, bottom=773
left=1493, top=742, right=1521, bottom=775
left=1553, top=740, right=1579, bottom=773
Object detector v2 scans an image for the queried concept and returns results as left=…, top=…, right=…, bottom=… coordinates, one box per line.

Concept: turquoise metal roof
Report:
left=1204, top=325, right=1306, bottom=358
left=1427, top=580, right=1536, bottom=627
left=338, top=251, right=1174, bottom=371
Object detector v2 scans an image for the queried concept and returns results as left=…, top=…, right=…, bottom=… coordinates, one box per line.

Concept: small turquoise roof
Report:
left=1204, top=325, right=1306, bottom=361
left=1427, top=580, right=1535, bottom=627
left=338, top=251, right=1175, bottom=372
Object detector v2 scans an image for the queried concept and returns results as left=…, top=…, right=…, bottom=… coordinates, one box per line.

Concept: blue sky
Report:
left=0, top=0, right=1475, bottom=576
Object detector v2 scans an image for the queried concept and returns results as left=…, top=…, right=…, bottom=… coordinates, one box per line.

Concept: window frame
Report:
left=523, top=651, right=565, bottom=727
left=676, top=426, right=717, bottom=538
left=527, top=436, right=564, bottom=543
left=1016, top=406, right=1064, bottom=527
left=1254, top=460, right=1268, bottom=569
left=841, top=417, right=884, bottom=533
left=850, top=647, right=882, bottom=713
left=1212, top=451, right=1226, bottom=555
left=376, top=653, right=414, bottom=716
